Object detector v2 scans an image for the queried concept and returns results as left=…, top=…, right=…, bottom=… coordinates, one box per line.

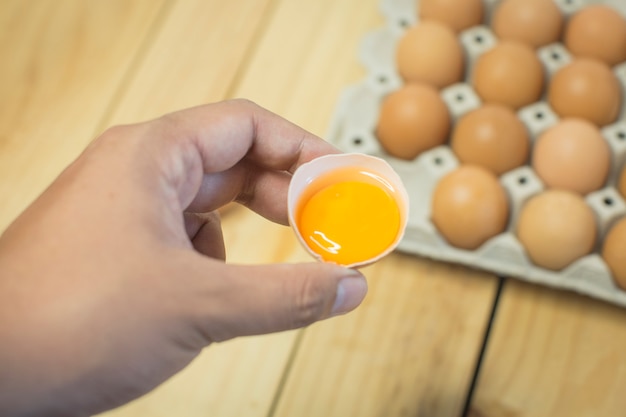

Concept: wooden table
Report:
left=2, top=1, right=626, bottom=416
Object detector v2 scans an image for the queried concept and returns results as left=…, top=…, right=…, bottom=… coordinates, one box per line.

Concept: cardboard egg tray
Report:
left=327, top=0, right=626, bottom=306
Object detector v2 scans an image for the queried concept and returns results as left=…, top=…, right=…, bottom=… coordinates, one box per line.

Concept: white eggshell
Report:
left=287, top=153, right=410, bottom=268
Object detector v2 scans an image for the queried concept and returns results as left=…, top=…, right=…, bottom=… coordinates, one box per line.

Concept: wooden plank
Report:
left=0, top=0, right=167, bottom=231
left=272, top=254, right=498, bottom=417
left=103, top=0, right=274, bottom=125
left=229, top=0, right=383, bottom=135
left=469, top=280, right=626, bottom=417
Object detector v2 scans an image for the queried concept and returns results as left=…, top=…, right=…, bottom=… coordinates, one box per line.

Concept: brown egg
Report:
left=396, top=20, right=465, bottom=88
left=472, top=41, right=544, bottom=109
left=376, top=83, right=451, bottom=160
left=532, top=118, right=611, bottom=195
left=548, top=58, right=622, bottom=126
left=565, top=5, right=626, bottom=67
left=432, top=165, right=509, bottom=250
left=451, top=104, right=530, bottom=175
left=492, top=0, right=564, bottom=49
left=419, top=0, right=484, bottom=33
left=619, top=166, right=626, bottom=199
left=517, top=190, right=596, bottom=270
left=602, top=217, right=626, bottom=290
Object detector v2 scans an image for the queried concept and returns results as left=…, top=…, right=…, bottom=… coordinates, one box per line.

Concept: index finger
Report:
left=159, top=99, right=340, bottom=174
left=149, top=99, right=341, bottom=219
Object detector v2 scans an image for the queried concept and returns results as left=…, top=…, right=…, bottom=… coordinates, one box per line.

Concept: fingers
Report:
left=161, top=99, right=340, bottom=174
left=188, top=260, right=367, bottom=342
left=186, top=166, right=293, bottom=225
left=233, top=169, right=292, bottom=225
left=146, top=100, right=340, bottom=220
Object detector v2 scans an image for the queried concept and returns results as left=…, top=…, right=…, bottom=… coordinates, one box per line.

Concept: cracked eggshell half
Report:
left=287, top=153, right=410, bottom=268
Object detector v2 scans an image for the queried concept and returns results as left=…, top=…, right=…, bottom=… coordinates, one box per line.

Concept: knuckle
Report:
left=155, top=111, right=182, bottom=130
left=227, top=97, right=258, bottom=110
left=95, top=123, right=152, bottom=151
left=97, top=124, right=134, bottom=142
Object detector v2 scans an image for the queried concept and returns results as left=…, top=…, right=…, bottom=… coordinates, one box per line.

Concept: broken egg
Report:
left=288, top=153, right=409, bottom=268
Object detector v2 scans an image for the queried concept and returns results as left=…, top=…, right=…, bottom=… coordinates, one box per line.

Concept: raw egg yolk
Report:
left=296, top=179, right=401, bottom=266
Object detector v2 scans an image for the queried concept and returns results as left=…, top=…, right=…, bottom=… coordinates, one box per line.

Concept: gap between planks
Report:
left=462, top=277, right=505, bottom=417
left=265, top=329, right=308, bottom=417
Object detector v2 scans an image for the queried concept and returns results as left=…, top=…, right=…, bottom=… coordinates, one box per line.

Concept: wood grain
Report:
left=0, top=0, right=167, bottom=231
left=273, top=255, right=498, bottom=417
left=229, top=0, right=382, bottom=135
left=469, top=280, right=626, bottom=417
left=103, top=0, right=275, bottom=126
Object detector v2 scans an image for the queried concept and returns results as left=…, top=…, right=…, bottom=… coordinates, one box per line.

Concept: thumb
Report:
left=192, top=261, right=368, bottom=342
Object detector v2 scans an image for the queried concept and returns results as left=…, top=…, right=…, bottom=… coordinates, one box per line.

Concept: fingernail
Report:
left=331, top=273, right=368, bottom=316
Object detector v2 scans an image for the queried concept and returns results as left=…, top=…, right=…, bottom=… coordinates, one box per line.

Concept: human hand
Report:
left=0, top=100, right=368, bottom=417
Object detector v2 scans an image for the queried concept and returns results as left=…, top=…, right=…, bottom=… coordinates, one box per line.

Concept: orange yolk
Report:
left=296, top=172, right=401, bottom=266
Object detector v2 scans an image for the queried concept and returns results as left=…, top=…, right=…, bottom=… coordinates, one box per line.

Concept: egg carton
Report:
left=327, top=0, right=626, bottom=306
